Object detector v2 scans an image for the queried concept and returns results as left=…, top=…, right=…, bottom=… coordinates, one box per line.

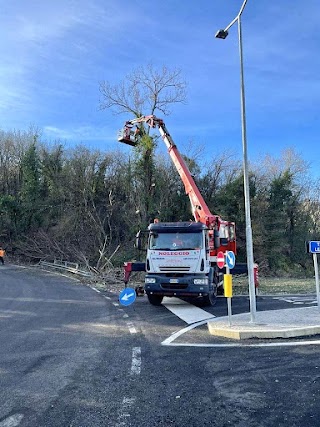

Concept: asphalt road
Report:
left=1, top=264, right=320, bottom=426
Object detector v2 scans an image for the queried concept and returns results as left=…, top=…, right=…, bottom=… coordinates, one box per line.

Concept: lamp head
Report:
left=215, top=29, right=228, bottom=39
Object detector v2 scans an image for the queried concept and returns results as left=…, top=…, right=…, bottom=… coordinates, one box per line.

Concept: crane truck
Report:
left=118, top=115, right=237, bottom=306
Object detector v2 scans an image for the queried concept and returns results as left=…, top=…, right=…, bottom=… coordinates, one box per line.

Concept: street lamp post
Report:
left=215, top=0, right=256, bottom=322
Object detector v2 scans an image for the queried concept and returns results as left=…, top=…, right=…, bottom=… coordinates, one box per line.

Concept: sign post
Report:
left=313, top=253, right=320, bottom=310
left=224, top=272, right=232, bottom=326
left=218, top=251, right=236, bottom=326
left=307, top=241, right=320, bottom=310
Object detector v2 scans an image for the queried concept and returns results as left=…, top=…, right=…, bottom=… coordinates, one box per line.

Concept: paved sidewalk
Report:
left=207, top=306, right=320, bottom=340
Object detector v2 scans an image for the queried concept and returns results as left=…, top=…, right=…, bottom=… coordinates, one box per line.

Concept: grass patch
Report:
left=233, top=275, right=316, bottom=295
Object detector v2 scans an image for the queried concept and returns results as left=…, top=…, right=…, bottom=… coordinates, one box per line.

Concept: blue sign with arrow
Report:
left=226, top=251, right=236, bottom=269
left=119, top=287, right=136, bottom=306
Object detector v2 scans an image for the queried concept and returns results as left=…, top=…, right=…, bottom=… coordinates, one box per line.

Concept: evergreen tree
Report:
left=19, top=141, right=42, bottom=231
left=40, top=144, right=65, bottom=227
left=265, top=170, right=297, bottom=271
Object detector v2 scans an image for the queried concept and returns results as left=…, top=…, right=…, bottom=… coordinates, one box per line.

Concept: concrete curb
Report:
left=207, top=324, right=320, bottom=340
left=207, top=306, right=320, bottom=340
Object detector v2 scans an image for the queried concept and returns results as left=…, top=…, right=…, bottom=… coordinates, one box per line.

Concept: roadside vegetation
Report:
left=1, top=64, right=319, bottom=280
left=233, top=276, right=316, bottom=295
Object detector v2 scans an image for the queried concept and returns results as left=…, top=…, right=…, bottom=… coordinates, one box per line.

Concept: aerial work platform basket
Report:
left=117, top=125, right=139, bottom=147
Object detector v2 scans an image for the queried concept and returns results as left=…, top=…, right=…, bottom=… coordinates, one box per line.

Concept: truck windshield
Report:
left=149, top=232, right=202, bottom=250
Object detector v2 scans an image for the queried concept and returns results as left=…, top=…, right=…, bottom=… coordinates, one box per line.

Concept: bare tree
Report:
left=99, top=63, right=187, bottom=225
left=99, top=63, right=187, bottom=118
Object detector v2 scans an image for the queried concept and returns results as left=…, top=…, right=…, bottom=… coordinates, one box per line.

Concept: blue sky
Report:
left=2, top=0, right=320, bottom=178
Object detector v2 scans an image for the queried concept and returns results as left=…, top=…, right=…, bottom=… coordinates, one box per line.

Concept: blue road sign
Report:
left=119, top=287, right=136, bottom=306
left=226, top=251, right=236, bottom=269
left=308, top=241, right=320, bottom=254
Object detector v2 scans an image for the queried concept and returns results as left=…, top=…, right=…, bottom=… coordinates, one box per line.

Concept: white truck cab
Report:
left=144, top=222, right=216, bottom=306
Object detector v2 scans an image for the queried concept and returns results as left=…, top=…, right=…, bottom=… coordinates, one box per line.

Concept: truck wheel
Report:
left=201, top=291, right=216, bottom=307
left=147, top=294, right=163, bottom=306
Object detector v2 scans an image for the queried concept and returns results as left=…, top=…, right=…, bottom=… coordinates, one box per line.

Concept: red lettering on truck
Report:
left=158, top=251, right=190, bottom=256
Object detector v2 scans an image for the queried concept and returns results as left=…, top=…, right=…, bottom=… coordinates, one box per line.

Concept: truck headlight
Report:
left=194, top=278, right=208, bottom=285
left=145, top=277, right=156, bottom=283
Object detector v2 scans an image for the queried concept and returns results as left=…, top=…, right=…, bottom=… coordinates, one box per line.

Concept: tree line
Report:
left=0, top=127, right=319, bottom=276
left=1, top=64, right=319, bottom=276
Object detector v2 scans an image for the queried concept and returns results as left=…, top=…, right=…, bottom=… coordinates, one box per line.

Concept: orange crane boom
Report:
left=118, top=115, right=236, bottom=255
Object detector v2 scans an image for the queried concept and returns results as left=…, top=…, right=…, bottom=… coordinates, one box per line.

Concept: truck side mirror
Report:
left=135, top=231, right=142, bottom=250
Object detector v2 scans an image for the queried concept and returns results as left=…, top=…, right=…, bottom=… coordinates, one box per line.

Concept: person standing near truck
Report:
left=0, top=247, right=5, bottom=265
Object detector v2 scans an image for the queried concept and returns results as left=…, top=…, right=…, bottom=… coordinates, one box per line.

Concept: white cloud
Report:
left=43, top=125, right=116, bottom=143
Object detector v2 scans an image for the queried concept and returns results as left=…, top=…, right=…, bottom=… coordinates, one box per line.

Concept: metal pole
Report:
left=237, top=14, right=256, bottom=322
left=313, top=253, right=320, bottom=310
left=215, top=0, right=256, bottom=322
left=226, top=265, right=232, bottom=325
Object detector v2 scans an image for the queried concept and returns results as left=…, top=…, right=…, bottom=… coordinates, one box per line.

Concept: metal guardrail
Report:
left=39, top=260, right=93, bottom=278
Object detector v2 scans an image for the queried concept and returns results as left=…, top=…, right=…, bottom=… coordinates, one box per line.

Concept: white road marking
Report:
left=127, top=322, right=137, bottom=334
left=162, top=316, right=320, bottom=349
left=116, top=397, right=136, bottom=426
left=161, top=300, right=320, bottom=348
left=113, top=302, right=120, bottom=307
left=91, top=287, right=101, bottom=293
left=162, top=297, right=215, bottom=324
left=0, top=414, right=24, bottom=427
left=130, top=347, right=141, bottom=375
left=162, top=319, right=210, bottom=345
left=164, top=340, right=320, bottom=348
